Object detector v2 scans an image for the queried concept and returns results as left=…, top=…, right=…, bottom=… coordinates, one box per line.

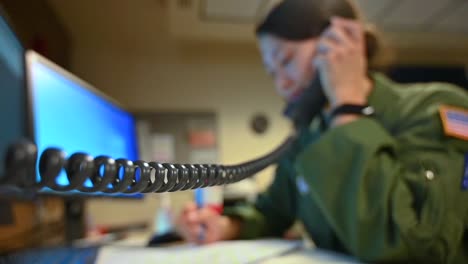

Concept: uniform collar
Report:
left=367, top=73, right=402, bottom=132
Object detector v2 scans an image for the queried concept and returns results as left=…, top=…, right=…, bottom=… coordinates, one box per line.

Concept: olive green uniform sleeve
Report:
left=295, top=91, right=468, bottom=263
left=223, top=160, right=298, bottom=239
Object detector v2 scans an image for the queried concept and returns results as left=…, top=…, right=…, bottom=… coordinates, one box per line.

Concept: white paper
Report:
left=261, top=248, right=362, bottom=264
left=96, top=239, right=301, bottom=264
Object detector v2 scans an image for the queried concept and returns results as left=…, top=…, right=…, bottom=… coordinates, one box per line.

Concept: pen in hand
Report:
left=195, top=188, right=206, bottom=243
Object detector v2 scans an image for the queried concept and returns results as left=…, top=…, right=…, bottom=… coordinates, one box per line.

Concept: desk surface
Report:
left=1, top=234, right=361, bottom=264
left=1, top=246, right=98, bottom=264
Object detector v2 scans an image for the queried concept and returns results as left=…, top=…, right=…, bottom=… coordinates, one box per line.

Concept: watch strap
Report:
left=330, top=104, right=375, bottom=119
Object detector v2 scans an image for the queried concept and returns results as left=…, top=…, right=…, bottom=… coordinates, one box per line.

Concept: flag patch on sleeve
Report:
left=439, top=105, right=468, bottom=141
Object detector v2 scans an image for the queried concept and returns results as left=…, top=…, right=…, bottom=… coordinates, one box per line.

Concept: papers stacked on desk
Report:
left=96, top=239, right=301, bottom=264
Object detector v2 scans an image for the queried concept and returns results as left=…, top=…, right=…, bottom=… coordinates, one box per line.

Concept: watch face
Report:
left=250, top=113, right=269, bottom=134
left=362, top=106, right=375, bottom=116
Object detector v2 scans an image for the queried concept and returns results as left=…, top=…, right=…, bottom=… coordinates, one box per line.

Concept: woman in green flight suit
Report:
left=177, top=0, right=468, bottom=262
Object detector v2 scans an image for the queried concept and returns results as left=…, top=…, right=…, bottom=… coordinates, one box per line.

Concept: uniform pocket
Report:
left=400, top=150, right=467, bottom=261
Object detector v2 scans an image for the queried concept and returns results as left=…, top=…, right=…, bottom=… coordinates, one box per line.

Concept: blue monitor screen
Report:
left=28, top=53, right=141, bottom=198
left=0, top=13, right=26, bottom=179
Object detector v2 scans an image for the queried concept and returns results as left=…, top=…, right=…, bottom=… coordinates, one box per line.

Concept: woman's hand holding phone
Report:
left=313, top=17, right=373, bottom=126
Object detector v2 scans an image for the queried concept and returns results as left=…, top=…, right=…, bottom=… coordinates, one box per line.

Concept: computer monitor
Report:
left=25, top=50, right=142, bottom=198
left=0, top=7, right=30, bottom=183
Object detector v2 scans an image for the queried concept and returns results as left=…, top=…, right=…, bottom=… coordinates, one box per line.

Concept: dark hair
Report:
left=256, top=0, right=381, bottom=63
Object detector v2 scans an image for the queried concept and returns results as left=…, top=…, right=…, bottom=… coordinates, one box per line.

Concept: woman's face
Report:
left=258, top=34, right=319, bottom=103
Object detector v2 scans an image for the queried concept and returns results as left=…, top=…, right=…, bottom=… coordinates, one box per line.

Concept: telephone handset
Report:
left=283, top=76, right=327, bottom=129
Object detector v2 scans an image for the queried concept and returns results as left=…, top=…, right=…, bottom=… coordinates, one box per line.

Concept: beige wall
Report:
left=72, top=38, right=291, bottom=228
left=55, top=0, right=468, bottom=229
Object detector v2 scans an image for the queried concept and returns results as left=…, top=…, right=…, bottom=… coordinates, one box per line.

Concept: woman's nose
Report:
left=275, top=73, right=294, bottom=93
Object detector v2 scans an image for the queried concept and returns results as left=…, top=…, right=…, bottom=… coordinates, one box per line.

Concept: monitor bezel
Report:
left=0, top=4, right=33, bottom=141
left=24, top=50, right=142, bottom=199
left=0, top=5, right=35, bottom=196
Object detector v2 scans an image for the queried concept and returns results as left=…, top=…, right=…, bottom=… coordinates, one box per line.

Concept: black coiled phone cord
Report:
left=2, top=135, right=296, bottom=194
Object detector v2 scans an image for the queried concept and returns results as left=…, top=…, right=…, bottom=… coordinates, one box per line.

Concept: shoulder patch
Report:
left=439, top=105, right=468, bottom=141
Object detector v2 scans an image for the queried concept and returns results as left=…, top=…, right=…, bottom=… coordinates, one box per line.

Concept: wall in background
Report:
left=71, top=40, right=291, bottom=227
left=49, top=0, right=468, bottom=228
left=0, top=0, right=70, bottom=67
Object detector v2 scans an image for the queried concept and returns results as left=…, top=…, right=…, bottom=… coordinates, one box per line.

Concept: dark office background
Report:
left=388, top=66, right=468, bottom=90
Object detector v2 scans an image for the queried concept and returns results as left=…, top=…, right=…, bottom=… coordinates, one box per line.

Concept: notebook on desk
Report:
left=96, top=239, right=302, bottom=264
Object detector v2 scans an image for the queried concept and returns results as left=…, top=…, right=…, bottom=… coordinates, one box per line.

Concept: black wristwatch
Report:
left=330, top=104, right=375, bottom=119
